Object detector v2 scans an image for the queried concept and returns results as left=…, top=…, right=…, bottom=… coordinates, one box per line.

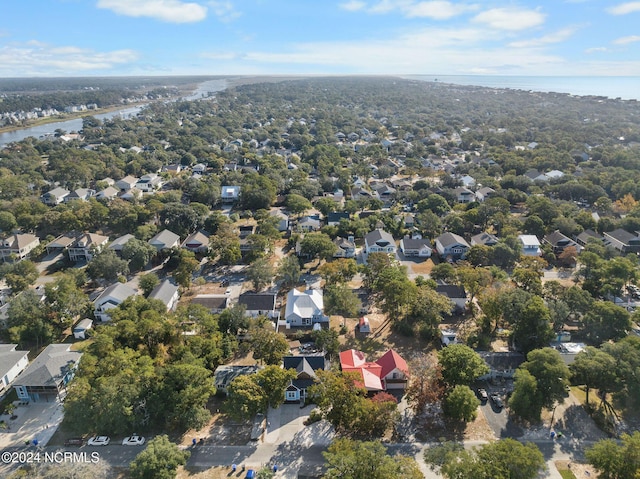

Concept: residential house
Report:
left=192, top=163, right=207, bottom=175
left=108, top=233, right=135, bottom=254
left=115, top=175, right=139, bottom=191
left=67, top=233, right=109, bottom=262
left=543, top=230, right=582, bottom=255
left=371, top=183, right=396, bottom=203
left=190, top=294, right=229, bottom=314
left=13, top=344, right=82, bottom=402
left=524, top=169, right=549, bottom=182
left=297, top=215, right=321, bottom=232
left=136, top=173, right=162, bottom=192
left=399, top=237, right=432, bottom=258
left=270, top=209, right=289, bottom=232
left=603, top=229, right=640, bottom=254
left=358, top=316, right=371, bottom=334
left=64, top=188, right=95, bottom=202
left=333, top=236, right=356, bottom=259
left=95, top=186, right=119, bottom=201
left=149, top=229, right=180, bottom=251
left=518, top=234, right=542, bottom=256
left=339, top=348, right=409, bottom=391
left=238, top=292, right=279, bottom=319
left=148, top=280, right=180, bottom=312
left=460, top=175, right=476, bottom=188
left=72, top=318, right=93, bottom=339
left=221, top=185, right=241, bottom=203
left=478, top=352, right=526, bottom=381
left=436, top=283, right=468, bottom=313
left=182, top=230, right=210, bottom=254
left=470, top=232, right=498, bottom=247
left=280, top=289, right=328, bottom=331
left=41, top=187, right=69, bottom=205
left=440, top=329, right=459, bottom=346
left=327, top=212, right=350, bottom=227
left=576, top=229, right=603, bottom=247
left=435, top=232, right=470, bottom=260
left=0, top=233, right=40, bottom=262
left=283, top=356, right=327, bottom=403
left=93, top=283, right=137, bottom=321
left=214, top=365, right=261, bottom=395
left=453, top=187, right=475, bottom=203
left=0, top=344, right=29, bottom=398
left=546, top=170, right=565, bottom=180
left=162, top=164, right=182, bottom=174
left=45, top=232, right=78, bottom=255
left=475, top=187, right=496, bottom=202
left=363, top=229, right=396, bottom=256
left=119, top=187, right=142, bottom=201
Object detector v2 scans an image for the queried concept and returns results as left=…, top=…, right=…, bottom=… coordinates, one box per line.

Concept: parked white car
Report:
left=122, top=434, right=146, bottom=446
left=87, top=436, right=110, bottom=446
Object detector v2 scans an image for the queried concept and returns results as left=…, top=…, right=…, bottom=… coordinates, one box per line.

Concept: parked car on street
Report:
left=490, top=393, right=504, bottom=409
left=87, top=436, right=110, bottom=446
left=477, top=388, right=488, bottom=402
left=64, top=437, right=84, bottom=446
left=122, top=434, right=146, bottom=446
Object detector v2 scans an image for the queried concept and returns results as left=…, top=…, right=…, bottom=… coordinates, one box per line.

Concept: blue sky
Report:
left=2, top=0, right=640, bottom=77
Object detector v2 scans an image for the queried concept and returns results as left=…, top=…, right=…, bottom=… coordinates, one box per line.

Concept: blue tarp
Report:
left=246, top=470, right=256, bottom=479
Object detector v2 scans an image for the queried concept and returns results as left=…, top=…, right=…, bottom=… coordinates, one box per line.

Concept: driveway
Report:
left=264, top=404, right=333, bottom=446
left=0, top=400, right=63, bottom=449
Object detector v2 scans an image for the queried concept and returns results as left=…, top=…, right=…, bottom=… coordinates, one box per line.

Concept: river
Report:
left=0, top=78, right=228, bottom=149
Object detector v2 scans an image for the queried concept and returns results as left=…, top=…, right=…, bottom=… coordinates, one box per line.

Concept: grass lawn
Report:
left=559, top=470, right=577, bottom=479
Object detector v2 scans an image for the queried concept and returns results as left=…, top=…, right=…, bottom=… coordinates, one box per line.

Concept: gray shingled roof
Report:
left=148, top=280, right=179, bottom=307
left=14, top=344, right=82, bottom=388
left=0, top=344, right=28, bottom=381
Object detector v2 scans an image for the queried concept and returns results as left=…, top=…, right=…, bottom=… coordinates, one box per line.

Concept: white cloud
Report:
left=208, top=1, right=241, bottom=22
left=508, top=26, right=579, bottom=48
left=607, top=2, right=640, bottom=14
left=339, top=0, right=367, bottom=11
left=585, top=46, right=607, bottom=53
left=613, top=35, right=640, bottom=44
left=0, top=42, right=138, bottom=76
left=473, top=7, right=545, bottom=31
left=363, top=0, right=475, bottom=18
left=96, top=0, right=207, bottom=23
left=404, top=1, right=478, bottom=19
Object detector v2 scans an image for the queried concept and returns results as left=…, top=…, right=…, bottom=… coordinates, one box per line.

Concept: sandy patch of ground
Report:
left=407, top=258, right=435, bottom=275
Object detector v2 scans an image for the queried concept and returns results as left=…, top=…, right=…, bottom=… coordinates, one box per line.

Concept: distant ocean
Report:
left=403, top=75, right=640, bottom=101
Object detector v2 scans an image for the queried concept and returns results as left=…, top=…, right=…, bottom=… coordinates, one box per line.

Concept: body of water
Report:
left=404, top=75, right=640, bottom=101
left=0, top=79, right=228, bottom=149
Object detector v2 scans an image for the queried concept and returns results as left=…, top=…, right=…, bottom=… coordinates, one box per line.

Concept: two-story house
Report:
left=363, top=229, right=396, bottom=257
left=518, top=234, right=542, bottom=256
left=281, top=289, right=328, bottom=331
left=93, top=283, right=137, bottom=321
left=0, top=233, right=40, bottom=262
left=67, top=233, right=109, bottom=262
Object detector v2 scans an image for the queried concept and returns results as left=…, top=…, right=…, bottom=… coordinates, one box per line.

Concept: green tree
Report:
left=2, top=259, right=39, bottom=293
left=511, top=295, right=554, bottom=354
left=586, top=431, right=640, bottom=479
left=517, top=347, right=570, bottom=416
left=508, top=368, right=542, bottom=423
left=318, top=258, right=358, bottom=284
left=172, top=249, right=200, bottom=288
left=438, top=439, right=545, bottom=479
left=583, top=301, right=631, bottom=345
left=324, top=283, right=361, bottom=317
left=129, top=435, right=190, bottom=479
left=44, top=272, right=90, bottom=326
left=300, top=232, right=337, bottom=263
left=138, top=272, right=160, bottom=297
left=246, top=257, right=274, bottom=291
left=312, top=327, right=340, bottom=358
left=570, top=346, right=618, bottom=406
left=121, top=238, right=157, bottom=272
left=286, top=193, right=313, bottom=217
left=438, top=344, right=489, bottom=387
left=323, top=438, right=424, bottom=479
left=227, top=374, right=266, bottom=420
left=256, top=365, right=297, bottom=409
left=314, top=197, right=338, bottom=217
left=0, top=211, right=17, bottom=232
left=250, top=328, right=290, bottom=365
left=443, top=385, right=480, bottom=422
left=276, top=255, right=301, bottom=288
left=86, top=249, right=129, bottom=283
left=7, top=289, right=52, bottom=348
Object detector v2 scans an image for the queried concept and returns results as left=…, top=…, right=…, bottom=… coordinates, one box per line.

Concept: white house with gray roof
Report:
left=93, top=283, right=137, bottom=321
left=435, top=232, right=470, bottom=260
left=281, top=289, right=328, bottom=330
left=364, top=229, right=396, bottom=257
left=0, top=233, right=40, bottom=263
left=149, top=229, right=180, bottom=251
left=41, top=187, right=69, bottom=205
left=148, top=279, right=180, bottom=312
left=0, top=344, right=29, bottom=399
